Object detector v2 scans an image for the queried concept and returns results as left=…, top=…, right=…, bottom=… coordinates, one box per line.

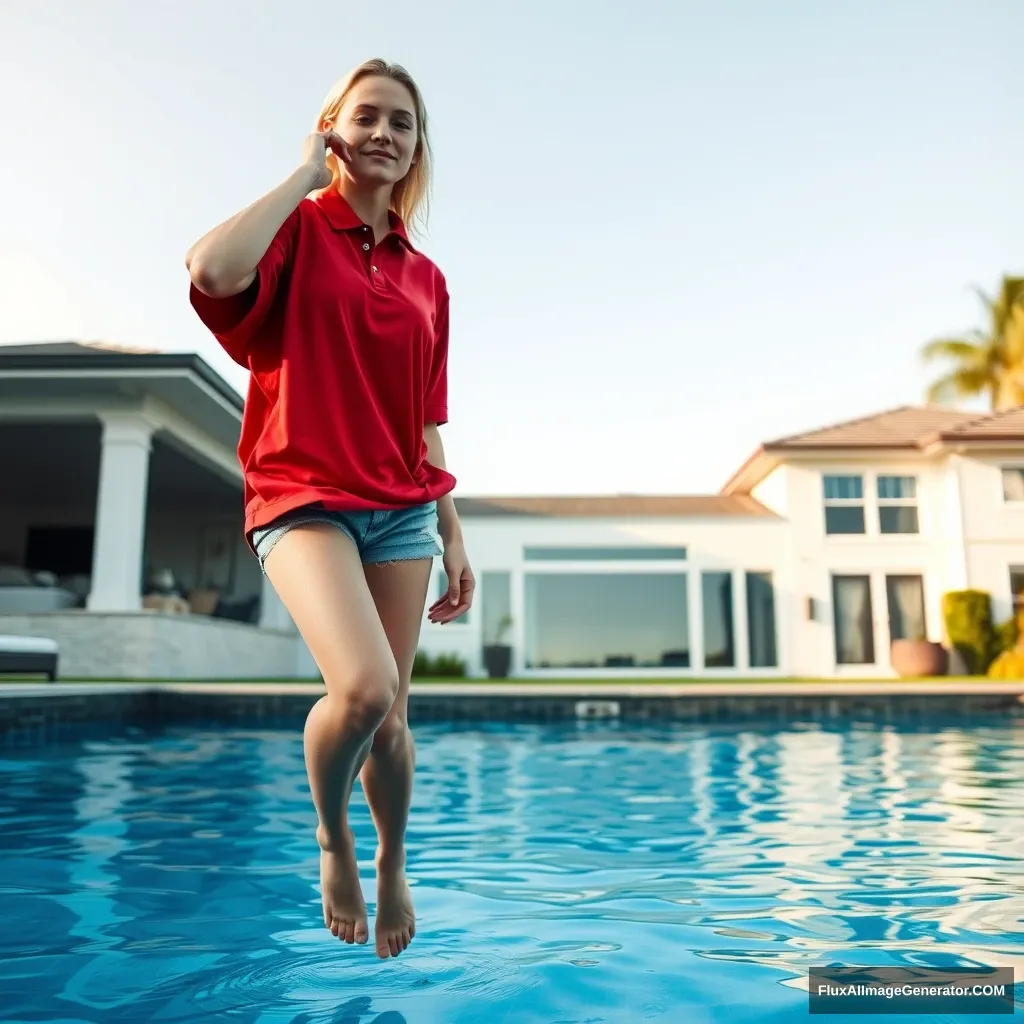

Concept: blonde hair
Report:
left=315, top=59, right=432, bottom=233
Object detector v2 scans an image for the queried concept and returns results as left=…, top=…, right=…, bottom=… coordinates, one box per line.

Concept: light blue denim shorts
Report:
left=251, top=501, right=442, bottom=573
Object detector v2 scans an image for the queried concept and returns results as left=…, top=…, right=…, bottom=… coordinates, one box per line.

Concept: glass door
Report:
left=885, top=574, right=926, bottom=642
left=831, top=574, right=875, bottom=665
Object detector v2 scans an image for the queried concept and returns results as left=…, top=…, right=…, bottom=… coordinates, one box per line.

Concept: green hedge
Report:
left=411, top=651, right=467, bottom=678
left=942, top=590, right=997, bottom=675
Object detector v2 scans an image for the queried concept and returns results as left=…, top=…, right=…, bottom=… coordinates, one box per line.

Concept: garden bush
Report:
left=411, top=650, right=467, bottom=678
left=987, top=648, right=1024, bottom=679
left=941, top=590, right=997, bottom=675
left=994, top=613, right=1020, bottom=656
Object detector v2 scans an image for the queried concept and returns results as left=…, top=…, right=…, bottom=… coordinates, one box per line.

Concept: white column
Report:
left=687, top=565, right=703, bottom=671
left=87, top=414, right=154, bottom=612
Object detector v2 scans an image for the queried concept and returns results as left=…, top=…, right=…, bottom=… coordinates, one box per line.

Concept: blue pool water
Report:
left=2, top=719, right=1023, bottom=1023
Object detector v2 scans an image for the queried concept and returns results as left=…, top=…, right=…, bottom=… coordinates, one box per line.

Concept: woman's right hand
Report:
left=302, top=131, right=352, bottom=190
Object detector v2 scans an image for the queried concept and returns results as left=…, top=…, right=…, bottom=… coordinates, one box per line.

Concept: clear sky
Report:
left=1, top=0, right=1018, bottom=495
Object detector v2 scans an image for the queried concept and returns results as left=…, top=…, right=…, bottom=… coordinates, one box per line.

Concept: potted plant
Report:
left=890, top=632, right=949, bottom=678
left=482, top=613, right=514, bottom=679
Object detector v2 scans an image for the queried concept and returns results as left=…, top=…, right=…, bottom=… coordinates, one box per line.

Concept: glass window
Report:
left=436, top=569, right=470, bottom=624
left=886, top=574, right=926, bottom=641
left=1002, top=468, right=1024, bottom=502
left=877, top=475, right=916, bottom=500
left=878, top=475, right=919, bottom=534
left=823, top=474, right=865, bottom=535
left=832, top=574, right=875, bottom=665
left=481, top=571, right=512, bottom=644
left=879, top=506, right=920, bottom=534
left=1010, top=567, right=1024, bottom=610
left=523, top=546, right=687, bottom=561
left=701, top=571, right=735, bottom=668
left=745, top=572, right=778, bottom=668
left=524, top=573, right=689, bottom=669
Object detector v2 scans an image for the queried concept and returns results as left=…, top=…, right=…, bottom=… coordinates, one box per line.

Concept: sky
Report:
left=1, top=0, right=1019, bottom=496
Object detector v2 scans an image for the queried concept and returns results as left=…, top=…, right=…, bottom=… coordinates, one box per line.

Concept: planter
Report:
left=482, top=644, right=512, bottom=679
left=890, top=639, right=949, bottom=678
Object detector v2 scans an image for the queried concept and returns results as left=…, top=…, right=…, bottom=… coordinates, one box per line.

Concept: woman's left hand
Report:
left=428, top=540, right=475, bottom=624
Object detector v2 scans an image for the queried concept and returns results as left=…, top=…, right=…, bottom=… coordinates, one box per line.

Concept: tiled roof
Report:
left=763, top=406, right=980, bottom=450
left=0, top=340, right=161, bottom=356
left=454, top=495, right=776, bottom=518
left=723, top=404, right=1024, bottom=494
left=938, top=406, right=1024, bottom=441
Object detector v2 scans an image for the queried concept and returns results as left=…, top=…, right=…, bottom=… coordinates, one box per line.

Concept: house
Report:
left=0, top=342, right=296, bottom=679
left=1, top=343, right=1022, bottom=679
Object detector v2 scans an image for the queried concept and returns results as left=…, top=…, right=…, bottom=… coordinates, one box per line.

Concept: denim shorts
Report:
left=251, top=501, right=442, bottom=572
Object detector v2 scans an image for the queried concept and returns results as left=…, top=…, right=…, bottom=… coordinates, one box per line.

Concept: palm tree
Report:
left=921, top=275, right=1024, bottom=410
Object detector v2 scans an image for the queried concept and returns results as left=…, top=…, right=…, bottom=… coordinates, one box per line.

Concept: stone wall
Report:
left=0, top=611, right=301, bottom=679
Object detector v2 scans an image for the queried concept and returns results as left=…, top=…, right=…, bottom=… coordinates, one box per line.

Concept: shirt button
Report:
left=362, top=243, right=370, bottom=251
left=372, top=266, right=379, bottom=273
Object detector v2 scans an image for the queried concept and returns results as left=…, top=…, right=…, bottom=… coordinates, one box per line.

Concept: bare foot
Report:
left=317, top=825, right=368, bottom=945
left=375, top=849, right=415, bottom=958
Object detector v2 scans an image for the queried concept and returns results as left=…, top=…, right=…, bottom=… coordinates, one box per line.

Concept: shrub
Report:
left=411, top=651, right=433, bottom=677
left=942, top=590, right=997, bottom=675
left=987, top=649, right=1024, bottom=680
left=995, top=614, right=1020, bottom=656
left=430, top=653, right=468, bottom=677
left=411, top=650, right=467, bottom=678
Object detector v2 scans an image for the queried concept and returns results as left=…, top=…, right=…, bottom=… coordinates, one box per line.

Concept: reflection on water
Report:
left=1, top=718, right=1023, bottom=1023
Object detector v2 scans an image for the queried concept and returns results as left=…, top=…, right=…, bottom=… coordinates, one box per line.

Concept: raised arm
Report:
left=186, top=131, right=351, bottom=298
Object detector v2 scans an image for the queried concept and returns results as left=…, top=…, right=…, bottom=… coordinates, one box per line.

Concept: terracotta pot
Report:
left=890, top=639, right=949, bottom=678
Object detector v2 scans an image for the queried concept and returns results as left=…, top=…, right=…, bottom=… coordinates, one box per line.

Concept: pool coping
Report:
left=2, top=677, right=1023, bottom=748
left=2, top=678, right=1023, bottom=699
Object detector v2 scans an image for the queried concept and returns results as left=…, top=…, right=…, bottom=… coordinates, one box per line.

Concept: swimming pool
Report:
left=2, top=719, right=1022, bottom=1022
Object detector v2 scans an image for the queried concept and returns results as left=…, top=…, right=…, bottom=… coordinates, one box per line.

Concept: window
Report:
left=481, top=571, right=512, bottom=644
left=745, top=572, right=778, bottom=669
left=1002, top=467, right=1024, bottom=502
left=886, top=574, right=926, bottom=641
left=877, top=475, right=919, bottom=534
left=523, top=546, right=687, bottom=561
left=832, top=574, right=875, bottom=665
left=524, top=573, right=689, bottom=669
left=436, top=569, right=470, bottom=624
left=701, top=571, right=735, bottom=668
left=823, top=475, right=865, bottom=534
left=1010, top=567, right=1024, bottom=611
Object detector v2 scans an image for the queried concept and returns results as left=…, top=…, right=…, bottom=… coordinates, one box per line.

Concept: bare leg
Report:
left=263, top=525, right=399, bottom=946
left=360, top=557, right=433, bottom=958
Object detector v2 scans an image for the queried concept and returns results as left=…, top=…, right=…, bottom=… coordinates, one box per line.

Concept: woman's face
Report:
left=329, top=75, right=419, bottom=189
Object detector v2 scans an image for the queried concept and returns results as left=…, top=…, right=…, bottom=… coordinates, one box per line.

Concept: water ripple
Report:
left=1, top=720, right=1024, bottom=1022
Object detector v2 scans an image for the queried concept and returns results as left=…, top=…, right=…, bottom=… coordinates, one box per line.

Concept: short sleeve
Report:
left=188, top=208, right=299, bottom=368
left=424, top=287, right=449, bottom=425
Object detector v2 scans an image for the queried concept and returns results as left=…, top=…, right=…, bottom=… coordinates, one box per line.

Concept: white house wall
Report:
left=751, top=467, right=788, bottom=517
left=418, top=515, right=793, bottom=678
left=958, top=453, right=1024, bottom=624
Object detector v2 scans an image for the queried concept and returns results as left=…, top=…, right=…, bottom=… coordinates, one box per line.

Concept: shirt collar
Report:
left=313, top=188, right=418, bottom=253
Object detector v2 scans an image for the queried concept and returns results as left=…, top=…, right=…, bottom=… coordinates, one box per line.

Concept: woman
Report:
left=185, top=59, right=474, bottom=959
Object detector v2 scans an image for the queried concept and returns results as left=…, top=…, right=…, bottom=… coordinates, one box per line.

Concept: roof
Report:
left=453, top=495, right=777, bottom=517
left=0, top=341, right=243, bottom=412
left=723, top=404, right=1024, bottom=494
left=939, top=406, right=1024, bottom=441
left=760, top=406, right=979, bottom=450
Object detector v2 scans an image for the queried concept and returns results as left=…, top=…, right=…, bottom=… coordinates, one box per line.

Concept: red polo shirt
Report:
left=189, top=188, right=456, bottom=540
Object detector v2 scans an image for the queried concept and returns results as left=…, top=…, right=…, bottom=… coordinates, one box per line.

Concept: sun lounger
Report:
left=0, top=635, right=59, bottom=681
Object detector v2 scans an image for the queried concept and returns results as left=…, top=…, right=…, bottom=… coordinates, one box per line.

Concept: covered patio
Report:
left=0, top=343, right=302, bottom=678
